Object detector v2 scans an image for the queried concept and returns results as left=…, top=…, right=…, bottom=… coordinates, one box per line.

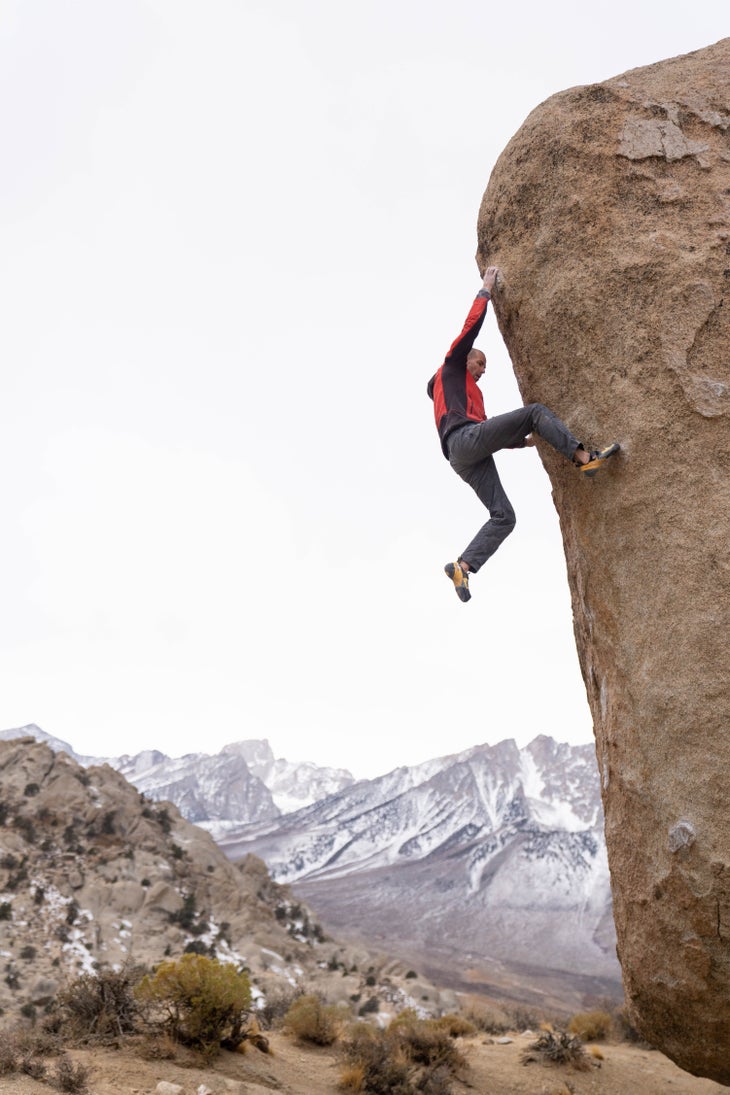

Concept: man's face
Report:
left=467, top=351, right=486, bottom=381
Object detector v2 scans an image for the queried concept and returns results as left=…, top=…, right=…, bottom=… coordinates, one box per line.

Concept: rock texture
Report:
left=477, top=39, right=730, bottom=1083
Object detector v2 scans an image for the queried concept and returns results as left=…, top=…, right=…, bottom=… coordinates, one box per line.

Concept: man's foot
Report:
left=579, top=442, right=620, bottom=478
left=444, top=561, right=471, bottom=602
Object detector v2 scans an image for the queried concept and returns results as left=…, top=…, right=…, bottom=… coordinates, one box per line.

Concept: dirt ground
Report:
left=2, top=1030, right=728, bottom=1095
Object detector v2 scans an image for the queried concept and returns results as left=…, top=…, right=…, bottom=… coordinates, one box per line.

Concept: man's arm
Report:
left=444, top=266, right=500, bottom=368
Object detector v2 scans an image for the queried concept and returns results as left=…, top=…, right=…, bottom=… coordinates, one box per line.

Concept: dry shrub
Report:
left=338, top=1060, right=366, bottom=1091
left=54, top=1053, right=92, bottom=1093
left=20, top=1054, right=47, bottom=1080
left=0, top=1023, right=64, bottom=1080
left=520, top=1028, right=591, bottom=1071
left=420, top=1064, right=458, bottom=1095
left=568, top=1009, right=612, bottom=1042
left=340, top=1013, right=468, bottom=1095
left=284, top=994, right=346, bottom=1046
left=340, top=1025, right=411, bottom=1095
left=11, top=1024, right=62, bottom=1057
left=257, top=984, right=304, bottom=1030
left=137, top=1031, right=178, bottom=1060
left=509, top=1005, right=545, bottom=1032
left=0, top=1038, right=18, bottom=1075
left=56, top=966, right=141, bottom=1043
left=433, top=1013, right=476, bottom=1038
left=462, top=1002, right=511, bottom=1034
left=395, top=1016, right=466, bottom=1072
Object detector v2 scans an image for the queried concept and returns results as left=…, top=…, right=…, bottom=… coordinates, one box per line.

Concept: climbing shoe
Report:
left=444, top=561, right=471, bottom=603
left=579, top=442, right=620, bottom=478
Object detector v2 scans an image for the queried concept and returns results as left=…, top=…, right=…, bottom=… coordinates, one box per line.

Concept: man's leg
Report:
left=450, top=403, right=581, bottom=464
left=456, top=456, right=516, bottom=574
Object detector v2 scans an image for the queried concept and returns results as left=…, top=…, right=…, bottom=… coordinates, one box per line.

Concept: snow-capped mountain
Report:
left=217, top=736, right=602, bottom=881
left=215, top=736, right=619, bottom=1001
left=0, top=726, right=354, bottom=823
left=220, top=739, right=355, bottom=816
left=2, top=724, right=619, bottom=1005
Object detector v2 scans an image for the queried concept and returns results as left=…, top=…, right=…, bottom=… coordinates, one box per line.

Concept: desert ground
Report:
left=2, top=1029, right=727, bottom=1095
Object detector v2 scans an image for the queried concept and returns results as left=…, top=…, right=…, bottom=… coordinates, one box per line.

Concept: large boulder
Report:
left=477, top=39, right=730, bottom=1084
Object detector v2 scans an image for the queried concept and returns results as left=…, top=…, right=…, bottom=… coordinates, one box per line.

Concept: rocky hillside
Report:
left=477, top=37, right=730, bottom=1084
left=217, top=736, right=621, bottom=1010
left=0, top=737, right=455, bottom=1020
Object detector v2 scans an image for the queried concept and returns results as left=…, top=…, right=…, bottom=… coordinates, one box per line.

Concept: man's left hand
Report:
left=482, top=265, right=499, bottom=294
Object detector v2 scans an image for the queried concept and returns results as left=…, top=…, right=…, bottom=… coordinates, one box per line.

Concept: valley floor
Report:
left=1, top=1030, right=727, bottom=1095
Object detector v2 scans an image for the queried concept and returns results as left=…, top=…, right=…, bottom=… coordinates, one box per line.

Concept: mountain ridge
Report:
left=1, top=724, right=619, bottom=1008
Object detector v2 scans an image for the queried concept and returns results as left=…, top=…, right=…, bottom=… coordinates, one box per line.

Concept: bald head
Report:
left=467, top=349, right=486, bottom=381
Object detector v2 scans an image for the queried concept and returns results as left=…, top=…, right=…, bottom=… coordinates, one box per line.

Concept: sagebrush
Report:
left=136, top=953, right=251, bottom=1058
left=568, top=1009, right=613, bottom=1042
left=284, top=994, right=346, bottom=1046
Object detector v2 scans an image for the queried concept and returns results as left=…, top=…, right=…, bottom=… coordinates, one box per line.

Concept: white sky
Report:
left=1, top=2, right=726, bottom=778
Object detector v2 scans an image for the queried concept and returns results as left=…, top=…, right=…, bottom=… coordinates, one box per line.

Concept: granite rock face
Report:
left=477, top=38, right=730, bottom=1084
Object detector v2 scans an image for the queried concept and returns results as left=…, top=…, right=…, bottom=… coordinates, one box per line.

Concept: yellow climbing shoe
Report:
left=580, top=442, right=620, bottom=478
left=444, top=561, right=471, bottom=603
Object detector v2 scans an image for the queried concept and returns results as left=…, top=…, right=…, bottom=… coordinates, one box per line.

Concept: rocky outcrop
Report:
left=477, top=39, right=730, bottom=1083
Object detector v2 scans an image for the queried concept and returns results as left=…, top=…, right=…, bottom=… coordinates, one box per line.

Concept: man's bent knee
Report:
left=493, top=509, right=516, bottom=537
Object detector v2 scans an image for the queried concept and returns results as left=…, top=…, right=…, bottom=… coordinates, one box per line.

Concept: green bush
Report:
left=283, top=994, right=345, bottom=1046
left=136, top=954, right=251, bottom=1058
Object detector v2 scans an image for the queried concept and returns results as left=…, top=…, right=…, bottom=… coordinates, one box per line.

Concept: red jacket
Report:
left=427, top=290, right=490, bottom=458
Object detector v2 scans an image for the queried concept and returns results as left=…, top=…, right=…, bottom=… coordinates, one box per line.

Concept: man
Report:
left=427, top=265, right=619, bottom=603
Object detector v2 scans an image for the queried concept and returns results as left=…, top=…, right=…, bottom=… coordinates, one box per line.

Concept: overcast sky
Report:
left=1, top=2, right=725, bottom=778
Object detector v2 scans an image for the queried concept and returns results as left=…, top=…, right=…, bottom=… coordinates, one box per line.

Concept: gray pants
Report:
left=447, top=403, right=580, bottom=573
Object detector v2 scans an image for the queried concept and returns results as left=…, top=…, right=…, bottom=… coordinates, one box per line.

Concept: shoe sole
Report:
left=444, top=563, right=471, bottom=602
left=581, top=442, right=620, bottom=478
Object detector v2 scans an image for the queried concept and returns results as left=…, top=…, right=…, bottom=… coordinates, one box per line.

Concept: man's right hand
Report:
left=482, top=265, right=499, bottom=294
